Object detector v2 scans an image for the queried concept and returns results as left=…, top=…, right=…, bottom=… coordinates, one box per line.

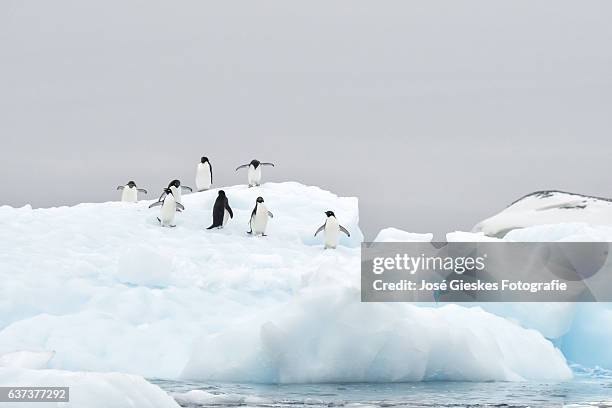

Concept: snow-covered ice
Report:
left=374, top=228, right=433, bottom=242
left=0, top=350, right=55, bottom=369
left=1, top=182, right=611, bottom=386
left=473, top=190, right=612, bottom=237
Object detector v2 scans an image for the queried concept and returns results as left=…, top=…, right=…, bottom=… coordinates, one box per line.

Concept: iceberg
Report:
left=0, top=182, right=589, bottom=383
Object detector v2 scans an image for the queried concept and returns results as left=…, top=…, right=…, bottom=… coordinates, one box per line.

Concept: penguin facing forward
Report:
left=314, top=211, right=350, bottom=249
left=160, top=179, right=193, bottom=204
left=235, top=159, right=275, bottom=187
left=149, top=188, right=184, bottom=227
left=248, top=196, right=273, bottom=236
left=117, top=181, right=147, bottom=203
left=196, top=157, right=212, bottom=191
left=207, top=190, right=233, bottom=229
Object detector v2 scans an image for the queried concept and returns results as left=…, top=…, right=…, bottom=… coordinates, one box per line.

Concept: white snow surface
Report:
left=0, top=182, right=598, bottom=382
left=374, top=228, right=433, bottom=242
left=473, top=190, right=612, bottom=237
left=0, top=350, right=55, bottom=369
left=0, top=367, right=179, bottom=408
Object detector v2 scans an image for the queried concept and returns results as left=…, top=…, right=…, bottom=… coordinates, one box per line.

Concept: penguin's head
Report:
left=250, top=159, right=260, bottom=168
left=256, top=196, right=264, bottom=204
left=325, top=210, right=336, bottom=218
left=201, top=156, right=209, bottom=164
left=163, top=187, right=173, bottom=196
left=169, top=179, right=181, bottom=188
left=218, top=190, right=226, bottom=196
left=127, top=181, right=137, bottom=188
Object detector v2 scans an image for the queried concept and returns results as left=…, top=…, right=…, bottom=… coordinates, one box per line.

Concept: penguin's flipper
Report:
left=267, top=211, right=274, bottom=218
left=158, top=191, right=167, bottom=202
left=339, top=225, right=351, bottom=237
left=148, top=201, right=163, bottom=209
left=314, top=224, right=325, bottom=236
left=117, top=186, right=124, bottom=190
left=157, top=217, right=161, bottom=223
left=235, top=164, right=249, bottom=171
left=225, top=204, right=234, bottom=218
left=181, top=186, right=193, bottom=193
left=137, top=188, right=148, bottom=194
left=176, top=203, right=185, bottom=211
left=260, top=162, right=275, bottom=167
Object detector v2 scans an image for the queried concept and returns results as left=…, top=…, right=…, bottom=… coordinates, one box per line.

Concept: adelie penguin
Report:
left=314, top=211, right=350, bottom=249
left=207, top=190, right=233, bottom=229
left=235, top=159, right=275, bottom=187
left=248, top=196, right=273, bottom=236
left=117, top=181, right=147, bottom=203
left=159, top=179, right=192, bottom=204
left=149, top=188, right=184, bottom=227
left=196, top=157, right=212, bottom=192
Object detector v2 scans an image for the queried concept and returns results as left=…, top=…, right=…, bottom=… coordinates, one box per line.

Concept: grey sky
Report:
left=1, top=0, right=611, bottom=239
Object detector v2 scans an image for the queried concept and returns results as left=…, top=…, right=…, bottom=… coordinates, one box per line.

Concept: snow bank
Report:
left=0, top=367, right=178, bottom=408
left=473, top=190, right=612, bottom=237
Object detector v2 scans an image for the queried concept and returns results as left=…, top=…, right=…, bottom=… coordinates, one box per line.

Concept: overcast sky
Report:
left=1, top=0, right=611, bottom=239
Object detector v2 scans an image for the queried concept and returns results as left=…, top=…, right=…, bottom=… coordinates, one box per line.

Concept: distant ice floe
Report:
left=374, top=228, right=433, bottom=242
left=472, top=190, right=612, bottom=238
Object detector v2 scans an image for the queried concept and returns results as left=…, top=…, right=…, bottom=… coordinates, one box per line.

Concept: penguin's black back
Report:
left=208, top=195, right=227, bottom=228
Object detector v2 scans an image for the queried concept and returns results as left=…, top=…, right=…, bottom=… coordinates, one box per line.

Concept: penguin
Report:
left=159, top=179, right=193, bottom=204
left=117, top=181, right=147, bottom=203
left=207, top=190, right=233, bottom=229
left=149, top=188, right=184, bottom=227
left=196, top=157, right=212, bottom=191
left=235, top=159, right=275, bottom=187
left=248, top=196, right=273, bottom=236
left=314, top=211, right=350, bottom=249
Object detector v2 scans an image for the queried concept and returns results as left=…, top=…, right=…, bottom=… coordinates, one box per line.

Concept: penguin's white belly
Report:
left=324, top=219, right=340, bottom=248
left=121, top=187, right=138, bottom=203
left=248, top=166, right=262, bottom=186
left=251, top=206, right=269, bottom=234
left=196, top=164, right=211, bottom=191
left=160, top=198, right=176, bottom=226
left=170, top=185, right=182, bottom=204
left=223, top=209, right=230, bottom=226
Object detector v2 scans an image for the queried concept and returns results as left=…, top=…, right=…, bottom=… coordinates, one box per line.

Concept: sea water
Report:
left=151, top=369, right=612, bottom=408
